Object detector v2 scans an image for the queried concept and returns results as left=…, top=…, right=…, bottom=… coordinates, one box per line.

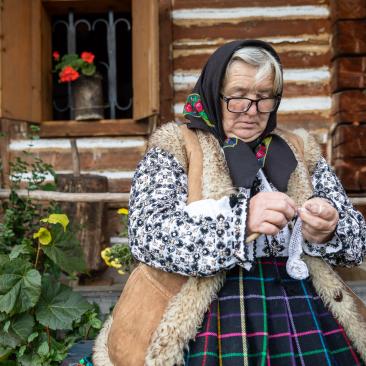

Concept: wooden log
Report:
left=332, top=90, right=366, bottom=117
left=0, top=189, right=129, bottom=202
left=334, top=159, right=366, bottom=192
left=173, top=0, right=328, bottom=8
left=158, top=0, right=174, bottom=125
left=330, top=0, right=366, bottom=20
left=331, top=57, right=366, bottom=92
left=333, top=124, right=366, bottom=159
left=174, top=50, right=330, bottom=70
left=332, top=20, right=366, bottom=57
left=333, top=111, right=366, bottom=124
left=39, top=119, right=150, bottom=138
left=10, top=146, right=145, bottom=171
left=352, top=198, right=366, bottom=206
left=173, top=19, right=330, bottom=40
left=56, top=174, right=109, bottom=272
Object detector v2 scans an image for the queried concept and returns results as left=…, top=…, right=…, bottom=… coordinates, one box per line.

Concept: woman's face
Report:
left=221, top=61, right=274, bottom=142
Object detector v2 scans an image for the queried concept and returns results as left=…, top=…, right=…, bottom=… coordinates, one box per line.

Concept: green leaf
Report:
left=81, top=63, right=96, bottom=76
left=18, top=353, right=43, bottom=366
left=41, top=225, right=87, bottom=274
left=0, top=361, right=17, bottom=366
left=17, top=345, right=26, bottom=357
left=9, top=245, right=32, bottom=260
left=0, top=328, right=19, bottom=348
left=39, top=183, right=57, bottom=191
left=0, top=314, right=34, bottom=348
left=0, top=255, right=8, bottom=267
left=29, top=125, right=40, bottom=133
left=0, top=345, right=12, bottom=361
left=61, top=54, right=78, bottom=64
left=35, top=276, right=91, bottom=330
left=0, top=260, right=41, bottom=314
left=48, top=336, right=69, bottom=362
left=90, top=316, right=102, bottom=329
left=27, top=332, right=38, bottom=343
left=37, top=341, right=49, bottom=357
left=2, top=322, right=9, bottom=333
left=11, top=314, right=34, bottom=342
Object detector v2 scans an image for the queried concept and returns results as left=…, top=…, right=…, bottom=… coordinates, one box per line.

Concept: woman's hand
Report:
left=298, top=197, right=339, bottom=243
left=247, top=192, right=297, bottom=237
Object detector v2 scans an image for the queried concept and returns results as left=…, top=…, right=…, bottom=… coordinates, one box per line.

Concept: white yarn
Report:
left=258, top=169, right=309, bottom=280
left=286, top=218, right=309, bottom=280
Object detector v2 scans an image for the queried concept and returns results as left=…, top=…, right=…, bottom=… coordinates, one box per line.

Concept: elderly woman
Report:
left=94, top=40, right=366, bottom=366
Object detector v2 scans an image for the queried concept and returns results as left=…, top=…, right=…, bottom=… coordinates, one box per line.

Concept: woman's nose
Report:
left=246, top=101, right=258, bottom=115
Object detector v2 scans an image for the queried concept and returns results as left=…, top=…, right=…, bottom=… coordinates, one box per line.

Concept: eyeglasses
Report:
left=220, top=94, right=279, bottom=113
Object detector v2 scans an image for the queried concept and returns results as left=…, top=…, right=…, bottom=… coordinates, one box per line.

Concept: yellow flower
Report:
left=101, top=248, right=112, bottom=266
left=118, top=269, right=125, bottom=275
left=110, top=260, right=122, bottom=269
left=101, top=248, right=111, bottom=259
left=40, top=214, right=69, bottom=232
left=117, top=208, right=129, bottom=215
left=33, top=228, right=52, bottom=245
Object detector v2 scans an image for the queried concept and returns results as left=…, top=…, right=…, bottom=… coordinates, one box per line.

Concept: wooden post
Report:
left=56, top=139, right=109, bottom=273
left=0, top=119, right=11, bottom=189
left=56, top=174, right=109, bottom=272
left=158, top=0, right=174, bottom=125
left=70, top=138, right=81, bottom=177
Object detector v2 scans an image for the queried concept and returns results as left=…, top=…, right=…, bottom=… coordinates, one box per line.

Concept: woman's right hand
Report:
left=247, top=192, right=297, bottom=237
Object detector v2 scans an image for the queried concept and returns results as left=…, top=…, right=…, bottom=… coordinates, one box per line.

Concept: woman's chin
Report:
left=234, top=131, right=261, bottom=143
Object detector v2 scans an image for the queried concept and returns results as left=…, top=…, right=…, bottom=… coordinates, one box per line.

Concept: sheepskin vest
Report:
left=93, top=122, right=366, bottom=366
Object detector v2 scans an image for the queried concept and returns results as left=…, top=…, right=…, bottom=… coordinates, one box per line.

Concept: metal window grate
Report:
left=52, top=10, right=132, bottom=120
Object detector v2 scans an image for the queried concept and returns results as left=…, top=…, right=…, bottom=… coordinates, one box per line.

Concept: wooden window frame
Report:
left=0, top=0, right=159, bottom=137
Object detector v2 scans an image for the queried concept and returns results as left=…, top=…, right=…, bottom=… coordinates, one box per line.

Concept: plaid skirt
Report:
left=184, top=257, right=365, bottom=366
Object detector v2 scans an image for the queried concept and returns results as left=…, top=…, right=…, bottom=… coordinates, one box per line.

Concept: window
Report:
left=0, top=0, right=159, bottom=135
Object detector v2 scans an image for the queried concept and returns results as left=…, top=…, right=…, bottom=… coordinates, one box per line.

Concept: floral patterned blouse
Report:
left=128, top=147, right=366, bottom=277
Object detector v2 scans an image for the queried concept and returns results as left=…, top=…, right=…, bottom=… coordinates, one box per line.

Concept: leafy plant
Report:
left=100, top=208, right=135, bottom=275
left=53, top=51, right=96, bottom=83
left=0, top=132, right=102, bottom=365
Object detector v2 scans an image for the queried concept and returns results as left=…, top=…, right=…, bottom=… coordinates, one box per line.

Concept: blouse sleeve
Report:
left=128, top=147, right=251, bottom=277
left=303, top=157, right=366, bottom=266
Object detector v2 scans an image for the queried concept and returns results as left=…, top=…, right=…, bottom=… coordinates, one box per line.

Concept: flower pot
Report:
left=72, top=74, right=104, bottom=121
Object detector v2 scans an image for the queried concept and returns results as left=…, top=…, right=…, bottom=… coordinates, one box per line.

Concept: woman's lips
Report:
left=236, top=121, right=257, bottom=128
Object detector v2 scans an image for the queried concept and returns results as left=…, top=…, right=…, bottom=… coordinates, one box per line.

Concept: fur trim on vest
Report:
left=93, top=122, right=366, bottom=365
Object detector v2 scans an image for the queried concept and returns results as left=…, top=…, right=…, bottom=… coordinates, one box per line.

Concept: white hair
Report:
left=224, top=47, right=283, bottom=95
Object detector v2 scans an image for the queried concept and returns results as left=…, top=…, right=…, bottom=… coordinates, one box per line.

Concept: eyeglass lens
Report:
left=228, top=98, right=276, bottom=113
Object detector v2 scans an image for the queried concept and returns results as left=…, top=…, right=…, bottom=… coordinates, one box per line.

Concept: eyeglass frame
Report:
left=219, top=93, right=280, bottom=114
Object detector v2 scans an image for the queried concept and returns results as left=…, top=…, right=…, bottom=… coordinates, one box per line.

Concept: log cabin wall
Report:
left=330, top=0, right=366, bottom=214
left=168, top=0, right=332, bottom=148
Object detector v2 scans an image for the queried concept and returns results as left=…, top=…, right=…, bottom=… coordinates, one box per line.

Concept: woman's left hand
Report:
left=298, top=197, right=339, bottom=244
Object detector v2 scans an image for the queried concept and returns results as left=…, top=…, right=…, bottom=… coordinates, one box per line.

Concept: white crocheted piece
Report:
left=258, top=169, right=309, bottom=280
left=286, top=218, right=309, bottom=280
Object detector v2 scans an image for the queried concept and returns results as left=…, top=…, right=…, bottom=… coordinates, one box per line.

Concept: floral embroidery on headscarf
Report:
left=224, top=135, right=272, bottom=168
left=183, top=93, right=214, bottom=127
left=223, top=137, right=239, bottom=148
left=255, top=136, right=272, bottom=167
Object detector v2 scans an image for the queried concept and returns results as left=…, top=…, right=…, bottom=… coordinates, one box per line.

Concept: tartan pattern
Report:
left=184, top=257, right=364, bottom=366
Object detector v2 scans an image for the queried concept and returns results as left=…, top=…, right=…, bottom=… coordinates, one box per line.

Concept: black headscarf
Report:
left=183, top=40, right=297, bottom=192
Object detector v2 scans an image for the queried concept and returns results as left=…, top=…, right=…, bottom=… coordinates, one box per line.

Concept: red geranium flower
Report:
left=59, top=66, right=80, bottom=83
left=185, top=103, right=193, bottom=113
left=81, top=52, right=95, bottom=64
left=53, top=51, right=60, bottom=61
left=194, top=101, right=203, bottom=112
